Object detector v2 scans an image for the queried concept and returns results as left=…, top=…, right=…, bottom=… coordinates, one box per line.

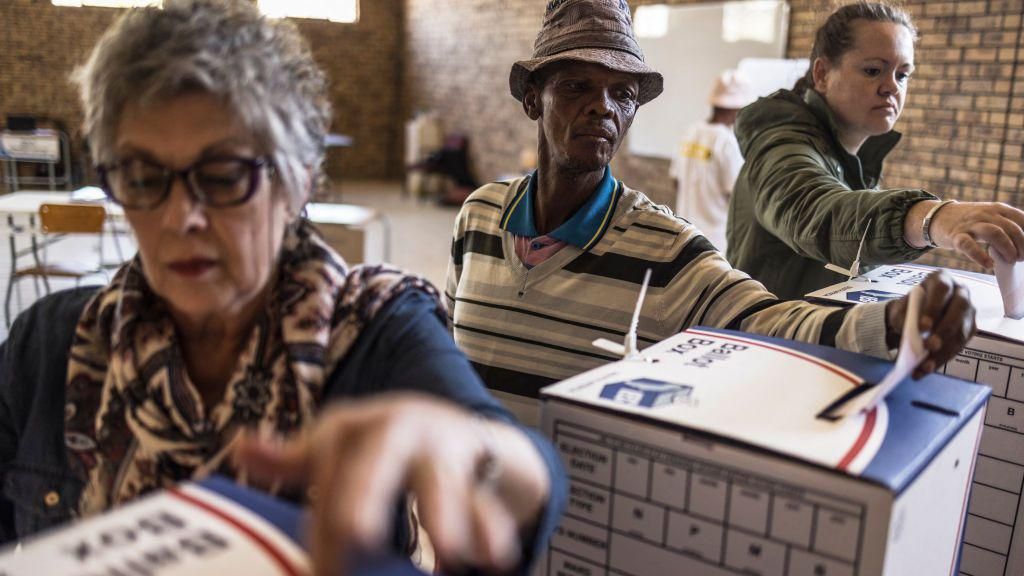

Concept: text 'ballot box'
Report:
left=0, top=477, right=422, bottom=576
left=539, top=328, right=989, bottom=576
left=809, top=264, right=1024, bottom=576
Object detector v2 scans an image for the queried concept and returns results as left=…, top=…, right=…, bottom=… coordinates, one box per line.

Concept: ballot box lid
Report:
left=807, top=263, right=1024, bottom=344
left=0, top=476, right=424, bottom=576
left=541, top=327, right=990, bottom=494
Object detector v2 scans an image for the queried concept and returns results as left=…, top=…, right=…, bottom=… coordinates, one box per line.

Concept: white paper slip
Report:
left=991, top=246, right=1024, bottom=320
left=824, top=218, right=872, bottom=281
left=592, top=268, right=652, bottom=360
left=69, top=186, right=108, bottom=203
left=825, top=286, right=928, bottom=419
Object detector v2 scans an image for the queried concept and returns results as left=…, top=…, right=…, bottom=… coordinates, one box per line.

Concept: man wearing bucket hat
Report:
left=671, top=69, right=755, bottom=253
left=445, top=0, right=975, bottom=425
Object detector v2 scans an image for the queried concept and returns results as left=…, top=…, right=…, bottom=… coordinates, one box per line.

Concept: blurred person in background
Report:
left=670, top=69, right=755, bottom=253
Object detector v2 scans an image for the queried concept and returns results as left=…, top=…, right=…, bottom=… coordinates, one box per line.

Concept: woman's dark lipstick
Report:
left=167, top=258, right=216, bottom=277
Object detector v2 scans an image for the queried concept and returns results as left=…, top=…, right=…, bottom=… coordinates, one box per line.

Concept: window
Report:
left=634, top=5, right=669, bottom=39
left=52, top=0, right=360, bottom=23
left=52, top=0, right=159, bottom=6
left=722, top=0, right=783, bottom=44
left=257, top=0, right=359, bottom=23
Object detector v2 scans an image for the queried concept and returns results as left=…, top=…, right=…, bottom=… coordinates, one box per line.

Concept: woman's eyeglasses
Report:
left=97, top=156, right=273, bottom=210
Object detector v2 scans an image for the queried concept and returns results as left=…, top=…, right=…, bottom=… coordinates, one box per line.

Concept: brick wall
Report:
left=0, top=0, right=404, bottom=181
left=404, top=0, right=1024, bottom=221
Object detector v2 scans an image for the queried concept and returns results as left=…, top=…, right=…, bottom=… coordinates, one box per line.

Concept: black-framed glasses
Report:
left=97, top=156, right=273, bottom=210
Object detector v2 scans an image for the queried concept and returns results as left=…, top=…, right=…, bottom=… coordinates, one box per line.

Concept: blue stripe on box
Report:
left=692, top=327, right=990, bottom=494
left=196, top=476, right=425, bottom=575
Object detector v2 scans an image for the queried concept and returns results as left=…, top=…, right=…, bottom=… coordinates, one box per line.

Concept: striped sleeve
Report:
left=445, top=182, right=512, bottom=325
left=444, top=213, right=463, bottom=324
left=666, top=245, right=894, bottom=359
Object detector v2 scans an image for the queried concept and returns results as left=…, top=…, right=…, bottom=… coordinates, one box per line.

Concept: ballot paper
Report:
left=991, top=246, right=1024, bottom=319
left=822, top=286, right=929, bottom=419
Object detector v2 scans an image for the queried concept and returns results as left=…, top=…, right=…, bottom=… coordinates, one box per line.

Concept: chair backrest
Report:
left=39, top=203, right=106, bottom=234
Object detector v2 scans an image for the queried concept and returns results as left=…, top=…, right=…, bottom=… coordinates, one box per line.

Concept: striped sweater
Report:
left=446, top=176, right=892, bottom=398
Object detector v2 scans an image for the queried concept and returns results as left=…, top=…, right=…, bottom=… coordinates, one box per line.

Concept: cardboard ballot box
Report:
left=808, top=264, right=1024, bottom=576
left=0, top=476, right=422, bottom=576
left=539, top=328, right=990, bottom=576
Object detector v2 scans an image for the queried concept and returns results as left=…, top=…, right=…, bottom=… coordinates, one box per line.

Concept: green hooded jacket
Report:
left=726, top=88, right=937, bottom=300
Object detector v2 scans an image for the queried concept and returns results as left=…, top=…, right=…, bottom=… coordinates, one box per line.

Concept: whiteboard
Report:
left=628, top=1, right=791, bottom=159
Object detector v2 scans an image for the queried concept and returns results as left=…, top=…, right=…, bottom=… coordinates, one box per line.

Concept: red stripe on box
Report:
left=678, top=330, right=880, bottom=470
left=167, top=486, right=301, bottom=576
left=837, top=408, right=877, bottom=471
left=686, top=329, right=862, bottom=385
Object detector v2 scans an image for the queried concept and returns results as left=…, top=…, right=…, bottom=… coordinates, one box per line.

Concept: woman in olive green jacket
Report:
left=727, top=2, right=1024, bottom=300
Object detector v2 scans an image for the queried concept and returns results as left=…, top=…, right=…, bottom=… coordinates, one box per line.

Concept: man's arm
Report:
left=669, top=246, right=973, bottom=369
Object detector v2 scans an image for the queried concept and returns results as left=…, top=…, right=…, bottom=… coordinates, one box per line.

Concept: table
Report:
left=0, top=130, right=72, bottom=192
left=0, top=191, right=388, bottom=262
left=0, top=191, right=390, bottom=323
left=324, top=133, right=354, bottom=199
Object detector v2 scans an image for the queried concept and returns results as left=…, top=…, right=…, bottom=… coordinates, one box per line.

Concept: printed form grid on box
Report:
left=805, top=263, right=1024, bottom=576
left=550, top=420, right=866, bottom=576
left=945, top=341, right=1024, bottom=576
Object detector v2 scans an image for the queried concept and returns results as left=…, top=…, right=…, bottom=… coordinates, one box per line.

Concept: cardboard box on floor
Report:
left=539, top=327, right=989, bottom=576
left=305, top=202, right=388, bottom=266
left=808, top=264, right=1024, bottom=576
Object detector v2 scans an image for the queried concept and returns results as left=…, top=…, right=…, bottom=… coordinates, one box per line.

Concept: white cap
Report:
left=710, top=69, right=756, bottom=109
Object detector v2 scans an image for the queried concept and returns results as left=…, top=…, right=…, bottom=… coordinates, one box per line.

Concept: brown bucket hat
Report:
left=510, top=0, right=664, bottom=106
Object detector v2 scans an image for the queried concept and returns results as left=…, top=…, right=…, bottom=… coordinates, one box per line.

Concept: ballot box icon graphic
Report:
left=599, top=378, right=692, bottom=408
left=845, top=289, right=901, bottom=304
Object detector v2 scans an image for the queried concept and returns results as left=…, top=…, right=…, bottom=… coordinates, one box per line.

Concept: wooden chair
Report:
left=4, top=203, right=108, bottom=327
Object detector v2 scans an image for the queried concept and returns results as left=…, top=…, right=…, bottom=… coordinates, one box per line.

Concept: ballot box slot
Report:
left=909, top=400, right=961, bottom=418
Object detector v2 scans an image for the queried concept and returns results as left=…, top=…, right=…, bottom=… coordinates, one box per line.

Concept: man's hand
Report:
left=233, top=393, right=550, bottom=576
left=884, top=270, right=976, bottom=379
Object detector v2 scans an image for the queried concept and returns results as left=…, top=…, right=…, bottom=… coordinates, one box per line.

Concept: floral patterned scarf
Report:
left=63, top=220, right=442, bottom=515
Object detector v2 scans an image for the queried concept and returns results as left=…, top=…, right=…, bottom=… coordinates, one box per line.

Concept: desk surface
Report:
left=0, top=191, right=379, bottom=227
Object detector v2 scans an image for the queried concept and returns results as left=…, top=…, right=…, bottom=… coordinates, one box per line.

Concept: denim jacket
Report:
left=0, top=287, right=566, bottom=572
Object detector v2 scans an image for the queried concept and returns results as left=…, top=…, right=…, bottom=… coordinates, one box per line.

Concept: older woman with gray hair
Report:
left=0, top=1, right=564, bottom=574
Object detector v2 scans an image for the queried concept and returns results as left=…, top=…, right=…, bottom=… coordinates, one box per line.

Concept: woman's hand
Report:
left=905, top=200, right=1024, bottom=268
left=884, top=271, right=976, bottom=378
left=233, top=393, right=550, bottom=576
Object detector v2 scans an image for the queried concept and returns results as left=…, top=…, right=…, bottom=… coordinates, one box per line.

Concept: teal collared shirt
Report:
left=500, top=168, right=622, bottom=252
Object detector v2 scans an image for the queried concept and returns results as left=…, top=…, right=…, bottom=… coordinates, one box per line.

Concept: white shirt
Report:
left=669, top=122, right=744, bottom=253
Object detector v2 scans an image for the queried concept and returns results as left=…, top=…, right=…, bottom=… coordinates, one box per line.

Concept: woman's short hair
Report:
left=74, top=0, right=331, bottom=210
left=793, top=1, right=918, bottom=95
